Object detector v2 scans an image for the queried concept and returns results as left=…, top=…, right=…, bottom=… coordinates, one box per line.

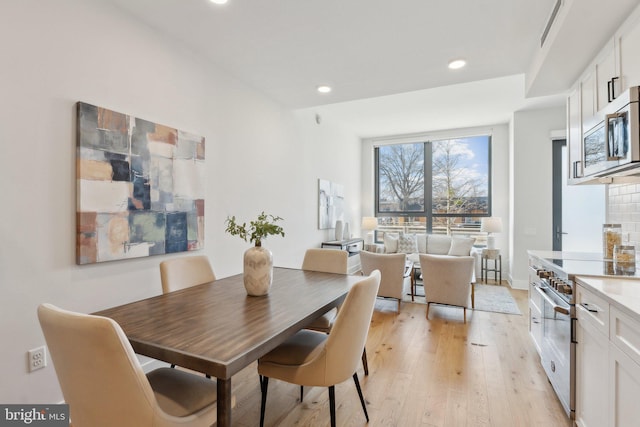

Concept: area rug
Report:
left=403, top=283, right=521, bottom=315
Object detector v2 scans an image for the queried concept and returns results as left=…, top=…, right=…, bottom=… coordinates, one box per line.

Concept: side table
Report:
left=481, top=249, right=502, bottom=284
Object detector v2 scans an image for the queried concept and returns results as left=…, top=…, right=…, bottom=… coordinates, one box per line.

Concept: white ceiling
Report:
left=106, top=0, right=640, bottom=138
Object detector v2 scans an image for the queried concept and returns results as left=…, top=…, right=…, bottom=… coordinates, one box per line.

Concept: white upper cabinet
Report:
left=566, top=3, right=640, bottom=185
left=567, top=86, right=583, bottom=181
left=595, top=39, right=619, bottom=112
left=617, top=11, right=640, bottom=91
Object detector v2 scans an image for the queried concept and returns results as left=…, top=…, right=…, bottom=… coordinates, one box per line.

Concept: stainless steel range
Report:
left=527, top=250, right=640, bottom=421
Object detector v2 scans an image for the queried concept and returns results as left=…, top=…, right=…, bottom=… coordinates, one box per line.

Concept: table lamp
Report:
left=361, top=217, right=378, bottom=244
left=481, top=217, right=502, bottom=250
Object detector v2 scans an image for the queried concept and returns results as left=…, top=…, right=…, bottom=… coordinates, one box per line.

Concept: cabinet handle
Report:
left=611, top=76, right=619, bottom=100
left=573, top=160, right=582, bottom=178
left=608, top=79, right=612, bottom=102
left=580, top=302, right=600, bottom=313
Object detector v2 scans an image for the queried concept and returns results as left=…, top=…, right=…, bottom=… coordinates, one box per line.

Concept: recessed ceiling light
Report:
left=317, top=85, right=332, bottom=94
left=448, top=59, right=466, bottom=70
left=210, top=0, right=228, bottom=4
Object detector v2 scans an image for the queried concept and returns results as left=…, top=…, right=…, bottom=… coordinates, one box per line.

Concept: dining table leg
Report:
left=217, top=378, right=232, bottom=427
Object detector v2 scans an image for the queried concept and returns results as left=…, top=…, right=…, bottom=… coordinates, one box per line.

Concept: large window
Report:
left=375, top=135, right=491, bottom=237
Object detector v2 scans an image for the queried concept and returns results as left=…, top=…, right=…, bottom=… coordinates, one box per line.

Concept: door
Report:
left=552, top=139, right=605, bottom=252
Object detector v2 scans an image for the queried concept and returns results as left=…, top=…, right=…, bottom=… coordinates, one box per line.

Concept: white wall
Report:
left=0, top=0, right=361, bottom=404
left=510, top=107, right=566, bottom=289
left=360, top=125, right=511, bottom=278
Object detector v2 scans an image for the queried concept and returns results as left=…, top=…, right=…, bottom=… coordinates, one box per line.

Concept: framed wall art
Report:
left=76, top=102, right=205, bottom=264
left=318, top=178, right=344, bottom=230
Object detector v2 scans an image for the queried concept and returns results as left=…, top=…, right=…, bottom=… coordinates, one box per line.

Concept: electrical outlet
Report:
left=28, top=346, right=47, bottom=372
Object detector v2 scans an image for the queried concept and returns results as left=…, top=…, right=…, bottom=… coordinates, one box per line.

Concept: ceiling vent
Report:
left=541, top=0, right=563, bottom=47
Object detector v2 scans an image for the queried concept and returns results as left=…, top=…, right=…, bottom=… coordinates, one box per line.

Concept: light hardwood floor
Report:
left=228, top=286, right=573, bottom=427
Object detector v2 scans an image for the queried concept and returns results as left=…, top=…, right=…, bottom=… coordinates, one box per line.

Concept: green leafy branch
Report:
left=225, top=212, right=285, bottom=247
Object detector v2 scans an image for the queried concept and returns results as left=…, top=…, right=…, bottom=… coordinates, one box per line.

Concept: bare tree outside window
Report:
left=432, top=138, right=489, bottom=232
left=375, top=135, right=490, bottom=236
left=377, top=143, right=424, bottom=212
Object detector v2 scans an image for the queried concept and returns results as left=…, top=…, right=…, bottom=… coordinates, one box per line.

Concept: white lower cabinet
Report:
left=576, top=283, right=640, bottom=427
left=575, top=302, right=609, bottom=427
left=609, top=344, right=640, bottom=427
left=609, top=306, right=640, bottom=427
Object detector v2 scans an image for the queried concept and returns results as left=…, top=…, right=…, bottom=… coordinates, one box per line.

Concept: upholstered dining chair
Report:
left=258, top=270, right=381, bottom=427
left=300, top=248, right=373, bottom=377
left=37, top=303, right=221, bottom=427
left=359, top=250, right=408, bottom=312
left=301, top=248, right=348, bottom=333
left=419, top=254, right=475, bottom=323
left=160, top=255, right=215, bottom=374
left=159, top=255, right=216, bottom=294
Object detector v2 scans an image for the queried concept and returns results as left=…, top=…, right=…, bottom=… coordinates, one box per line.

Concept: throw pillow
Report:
left=383, top=233, right=399, bottom=253
left=427, top=234, right=451, bottom=255
left=397, top=233, right=418, bottom=254
left=415, top=233, right=427, bottom=254
left=448, top=237, right=475, bottom=256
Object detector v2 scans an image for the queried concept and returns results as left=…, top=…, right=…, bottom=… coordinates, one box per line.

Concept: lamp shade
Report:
left=481, top=217, right=502, bottom=234
left=361, top=217, right=378, bottom=230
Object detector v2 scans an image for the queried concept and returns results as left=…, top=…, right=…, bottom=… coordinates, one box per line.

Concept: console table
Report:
left=321, top=238, right=364, bottom=257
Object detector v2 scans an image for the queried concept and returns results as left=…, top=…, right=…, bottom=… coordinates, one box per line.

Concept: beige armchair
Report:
left=37, top=303, right=221, bottom=427
left=258, top=270, right=381, bottom=427
left=419, top=254, right=475, bottom=323
left=359, top=250, right=408, bottom=312
left=159, top=255, right=216, bottom=294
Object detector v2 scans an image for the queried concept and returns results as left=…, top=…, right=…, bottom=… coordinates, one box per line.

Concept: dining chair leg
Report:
left=361, top=348, right=369, bottom=375
left=300, top=385, right=304, bottom=402
left=426, top=302, right=431, bottom=319
left=260, top=376, right=269, bottom=427
left=328, top=385, right=336, bottom=427
left=352, top=372, right=369, bottom=422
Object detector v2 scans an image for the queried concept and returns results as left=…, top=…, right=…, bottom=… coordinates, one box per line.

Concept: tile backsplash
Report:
left=608, top=183, right=640, bottom=248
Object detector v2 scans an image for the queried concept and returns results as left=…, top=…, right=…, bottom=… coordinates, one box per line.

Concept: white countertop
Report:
left=575, top=275, right=640, bottom=320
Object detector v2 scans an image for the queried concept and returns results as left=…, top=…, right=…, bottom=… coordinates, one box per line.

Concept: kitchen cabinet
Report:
left=527, top=267, right=543, bottom=353
left=617, top=11, right=640, bottom=91
left=595, top=39, right=619, bottom=112
left=581, top=71, right=597, bottom=131
left=609, top=306, right=640, bottom=427
left=528, top=283, right=543, bottom=354
left=575, top=286, right=609, bottom=427
left=567, top=86, right=583, bottom=180
left=575, top=280, right=640, bottom=427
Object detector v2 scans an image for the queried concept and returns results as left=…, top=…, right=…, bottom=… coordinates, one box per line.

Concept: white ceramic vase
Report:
left=335, top=220, right=343, bottom=241
left=342, top=222, right=350, bottom=240
left=243, top=245, right=273, bottom=296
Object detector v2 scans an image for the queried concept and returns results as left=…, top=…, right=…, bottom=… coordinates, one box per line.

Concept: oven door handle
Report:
left=534, top=285, right=570, bottom=315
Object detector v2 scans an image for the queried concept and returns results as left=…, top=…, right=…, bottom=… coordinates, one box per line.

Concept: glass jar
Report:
left=603, top=224, right=622, bottom=260
left=614, top=245, right=636, bottom=275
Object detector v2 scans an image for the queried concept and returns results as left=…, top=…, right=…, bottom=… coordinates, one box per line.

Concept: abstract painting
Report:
left=76, top=102, right=205, bottom=264
left=318, top=179, right=344, bottom=229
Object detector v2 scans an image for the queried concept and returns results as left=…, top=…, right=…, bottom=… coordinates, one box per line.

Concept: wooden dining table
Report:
left=94, top=267, right=364, bottom=427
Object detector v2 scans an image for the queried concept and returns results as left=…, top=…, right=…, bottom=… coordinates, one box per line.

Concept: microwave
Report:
left=583, top=86, right=640, bottom=177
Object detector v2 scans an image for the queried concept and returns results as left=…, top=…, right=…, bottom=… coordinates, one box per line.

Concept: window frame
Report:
left=374, top=135, right=493, bottom=233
